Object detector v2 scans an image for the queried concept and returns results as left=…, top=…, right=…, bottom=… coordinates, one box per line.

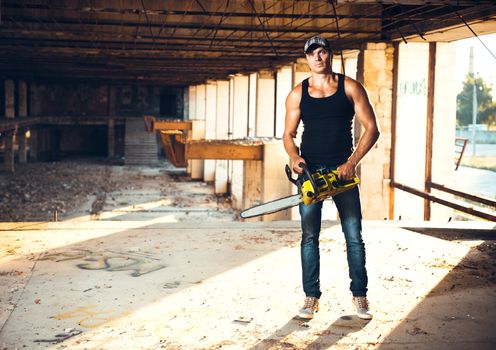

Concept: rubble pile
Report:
left=0, top=159, right=124, bottom=221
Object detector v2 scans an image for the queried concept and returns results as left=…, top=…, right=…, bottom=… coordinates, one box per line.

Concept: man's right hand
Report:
left=291, top=157, right=306, bottom=174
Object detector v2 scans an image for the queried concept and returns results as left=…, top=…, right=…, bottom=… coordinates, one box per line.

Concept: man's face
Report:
left=305, top=46, right=331, bottom=73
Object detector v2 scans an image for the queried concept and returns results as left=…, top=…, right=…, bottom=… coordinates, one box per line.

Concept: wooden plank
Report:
left=143, top=115, right=156, bottom=132
left=389, top=41, right=399, bottom=220
left=391, top=181, right=496, bottom=222
left=153, top=120, right=192, bottom=131
left=424, top=42, right=436, bottom=221
left=186, top=141, right=263, bottom=160
left=159, top=131, right=187, bottom=167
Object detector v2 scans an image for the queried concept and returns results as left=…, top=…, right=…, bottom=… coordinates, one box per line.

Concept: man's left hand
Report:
left=337, top=161, right=356, bottom=180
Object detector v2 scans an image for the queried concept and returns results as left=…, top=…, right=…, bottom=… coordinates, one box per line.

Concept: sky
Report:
left=455, top=33, right=496, bottom=100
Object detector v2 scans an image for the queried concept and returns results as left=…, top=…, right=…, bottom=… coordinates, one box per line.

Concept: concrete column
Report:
left=204, top=82, right=217, bottom=182
left=195, top=84, right=206, bottom=120
left=430, top=43, right=457, bottom=220
left=188, top=86, right=196, bottom=120
left=255, top=70, right=275, bottom=137
left=391, top=42, right=429, bottom=220
left=183, top=88, right=189, bottom=119
left=18, top=81, right=27, bottom=117
left=215, top=80, right=230, bottom=194
left=242, top=141, right=292, bottom=222
left=294, top=58, right=310, bottom=86
left=5, top=80, right=15, bottom=118
left=4, top=80, right=15, bottom=172
left=248, top=73, right=257, bottom=137
left=18, top=81, right=28, bottom=163
left=242, top=160, right=262, bottom=219
left=275, top=65, right=294, bottom=138
left=108, top=86, right=117, bottom=117
left=357, top=42, right=394, bottom=220
left=230, top=74, right=249, bottom=209
left=108, top=119, right=115, bottom=157
left=190, top=85, right=206, bottom=179
left=107, top=86, right=117, bottom=158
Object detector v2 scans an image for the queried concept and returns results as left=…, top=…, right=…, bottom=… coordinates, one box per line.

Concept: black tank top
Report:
left=300, top=74, right=355, bottom=165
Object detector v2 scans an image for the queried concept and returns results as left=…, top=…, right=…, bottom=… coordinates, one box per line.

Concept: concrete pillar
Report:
left=204, top=82, right=217, bottom=182
left=215, top=80, right=230, bottom=194
left=275, top=65, right=294, bottom=138
left=18, top=81, right=28, bottom=163
left=4, top=80, right=15, bottom=172
left=183, top=88, right=189, bottom=119
left=195, top=84, right=206, bottom=120
left=392, top=42, right=428, bottom=220
left=344, top=53, right=359, bottom=80
left=431, top=43, right=456, bottom=220
left=18, top=81, right=27, bottom=117
left=248, top=73, right=257, bottom=137
left=357, top=42, right=394, bottom=220
left=255, top=70, right=275, bottom=137
left=107, top=86, right=117, bottom=158
left=190, top=85, right=206, bottom=179
left=108, top=119, right=115, bottom=157
left=188, top=86, right=196, bottom=120
left=294, top=58, right=310, bottom=86
left=242, top=160, right=262, bottom=218
left=5, top=80, right=15, bottom=118
left=230, top=74, right=249, bottom=209
left=242, top=141, right=292, bottom=222
left=28, top=82, right=39, bottom=161
left=108, top=86, right=117, bottom=117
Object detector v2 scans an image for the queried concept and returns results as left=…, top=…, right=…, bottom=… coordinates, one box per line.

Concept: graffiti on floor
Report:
left=33, top=328, right=82, bottom=344
left=40, top=249, right=166, bottom=277
left=51, top=305, right=130, bottom=328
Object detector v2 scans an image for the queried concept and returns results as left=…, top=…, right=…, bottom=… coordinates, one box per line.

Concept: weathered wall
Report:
left=394, top=42, right=429, bottom=220
left=30, top=83, right=109, bottom=116
left=28, top=82, right=184, bottom=118
left=0, top=81, right=5, bottom=118
left=357, top=42, right=394, bottom=220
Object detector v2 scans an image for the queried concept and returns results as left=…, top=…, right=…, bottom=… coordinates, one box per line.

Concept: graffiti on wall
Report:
left=399, top=78, right=427, bottom=96
left=40, top=249, right=166, bottom=277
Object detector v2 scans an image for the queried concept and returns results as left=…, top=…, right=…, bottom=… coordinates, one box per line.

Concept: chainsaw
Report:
left=240, top=162, right=359, bottom=218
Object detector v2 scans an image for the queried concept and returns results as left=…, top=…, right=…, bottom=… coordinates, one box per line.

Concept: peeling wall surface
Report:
left=30, top=83, right=109, bottom=116
left=0, top=82, right=5, bottom=117
left=27, top=83, right=185, bottom=118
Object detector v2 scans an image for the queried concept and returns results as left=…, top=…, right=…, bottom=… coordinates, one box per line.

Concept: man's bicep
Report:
left=284, top=90, right=302, bottom=136
left=352, top=83, right=378, bottom=129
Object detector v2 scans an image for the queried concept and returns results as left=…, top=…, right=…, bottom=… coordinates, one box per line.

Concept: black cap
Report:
left=304, top=35, right=330, bottom=53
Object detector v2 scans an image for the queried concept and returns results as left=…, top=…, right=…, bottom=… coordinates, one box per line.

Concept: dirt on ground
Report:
left=0, top=158, right=127, bottom=222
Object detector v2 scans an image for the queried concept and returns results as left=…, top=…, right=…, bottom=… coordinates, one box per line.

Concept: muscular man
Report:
left=283, top=35, right=380, bottom=320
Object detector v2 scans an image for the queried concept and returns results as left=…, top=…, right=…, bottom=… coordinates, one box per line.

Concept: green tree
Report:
left=456, top=73, right=496, bottom=127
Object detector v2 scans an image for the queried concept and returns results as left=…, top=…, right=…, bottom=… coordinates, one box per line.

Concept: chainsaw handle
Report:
left=299, top=162, right=319, bottom=197
left=285, top=164, right=298, bottom=185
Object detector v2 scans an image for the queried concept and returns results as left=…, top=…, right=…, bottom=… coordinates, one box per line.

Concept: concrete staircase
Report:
left=124, top=118, right=159, bottom=165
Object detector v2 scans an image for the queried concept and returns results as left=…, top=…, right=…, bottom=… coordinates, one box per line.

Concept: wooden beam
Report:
left=424, top=42, right=436, bottom=221
left=186, top=140, right=263, bottom=160
left=159, top=131, right=187, bottom=167
left=153, top=120, right=192, bottom=132
left=391, top=181, right=496, bottom=222
left=389, top=41, right=399, bottom=220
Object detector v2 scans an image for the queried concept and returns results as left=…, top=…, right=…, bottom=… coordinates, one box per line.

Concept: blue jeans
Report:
left=299, top=165, right=368, bottom=298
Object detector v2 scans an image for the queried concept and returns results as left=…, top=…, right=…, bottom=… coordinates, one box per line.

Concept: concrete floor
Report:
left=1, top=164, right=495, bottom=350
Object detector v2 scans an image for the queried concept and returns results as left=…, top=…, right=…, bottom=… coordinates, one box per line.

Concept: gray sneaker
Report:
left=298, top=296, right=319, bottom=319
left=352, top=296, right=373, bottom=320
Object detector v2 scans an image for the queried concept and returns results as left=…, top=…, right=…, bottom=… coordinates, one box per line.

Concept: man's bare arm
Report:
left=283, top=85, right=306, bottom=173
left=338, top=78, right=380, bottom=179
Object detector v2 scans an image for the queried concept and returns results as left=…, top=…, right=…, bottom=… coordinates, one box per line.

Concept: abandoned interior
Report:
left=1, top=1, right=496, bottom=349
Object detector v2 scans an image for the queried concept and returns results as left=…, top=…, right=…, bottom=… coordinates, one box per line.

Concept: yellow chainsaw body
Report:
left=300, top=169, right=360, bottom=205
